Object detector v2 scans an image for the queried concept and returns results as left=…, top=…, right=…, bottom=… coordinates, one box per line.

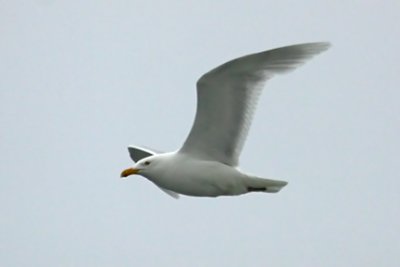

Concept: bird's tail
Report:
left=245, top=175, right=288, bottom=193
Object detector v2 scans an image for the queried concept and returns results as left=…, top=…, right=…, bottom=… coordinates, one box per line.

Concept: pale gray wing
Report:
left=179, top=42, right=330, bottom=166
left=128, top=145, right=158, bottom=162
left=127, top=145, right=180, bottom=199
left=157, top=187, right=180, bottom=199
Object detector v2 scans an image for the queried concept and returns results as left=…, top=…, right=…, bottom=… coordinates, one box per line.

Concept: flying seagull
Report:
left=121, top=42, right=330, bottom=198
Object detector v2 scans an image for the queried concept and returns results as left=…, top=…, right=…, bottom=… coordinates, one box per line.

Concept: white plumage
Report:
left=121, top=42, right=330, bottom=198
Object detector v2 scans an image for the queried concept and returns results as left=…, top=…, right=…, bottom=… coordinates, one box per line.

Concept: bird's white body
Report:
left=121, top=42, right=330, bottom=198
left=126, top=150, right=289, bottom=198
left=139, top=152, right=248, bottom=197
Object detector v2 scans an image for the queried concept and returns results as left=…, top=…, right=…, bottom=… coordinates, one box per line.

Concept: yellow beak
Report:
left=120, top=168, right=140, bottom=178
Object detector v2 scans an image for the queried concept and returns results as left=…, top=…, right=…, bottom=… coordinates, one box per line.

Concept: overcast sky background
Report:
left=1, top=1, right=399, bottom=266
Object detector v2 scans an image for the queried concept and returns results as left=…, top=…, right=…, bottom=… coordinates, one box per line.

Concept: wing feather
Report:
left=180, top=42, right=330, bottom=166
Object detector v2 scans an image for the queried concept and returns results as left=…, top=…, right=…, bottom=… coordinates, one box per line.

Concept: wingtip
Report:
left=317, top=41, right=331, bottom=49
left=306, top=42, right=332, bottom=52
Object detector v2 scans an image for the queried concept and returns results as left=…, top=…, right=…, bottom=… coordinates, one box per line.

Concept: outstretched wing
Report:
left=179, top=42, right=330, bottom=166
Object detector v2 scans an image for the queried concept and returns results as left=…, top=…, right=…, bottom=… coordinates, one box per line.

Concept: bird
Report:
left=121, top=42, right=330, bottom=198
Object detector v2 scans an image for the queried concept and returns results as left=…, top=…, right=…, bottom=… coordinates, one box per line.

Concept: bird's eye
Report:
left=144, top=161, right=150, bottom=166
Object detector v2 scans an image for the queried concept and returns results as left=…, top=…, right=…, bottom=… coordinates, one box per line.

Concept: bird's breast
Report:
left=146, top=160, right=246, bottom=197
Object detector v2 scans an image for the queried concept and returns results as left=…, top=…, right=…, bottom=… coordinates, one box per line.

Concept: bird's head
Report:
left=120, top=155, right=159, bottom=178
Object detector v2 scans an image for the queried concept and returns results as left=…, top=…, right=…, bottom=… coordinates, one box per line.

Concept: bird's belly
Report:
left=161, top=178, right=221, bottom=197
left=147, top=163, right=247, bottom=197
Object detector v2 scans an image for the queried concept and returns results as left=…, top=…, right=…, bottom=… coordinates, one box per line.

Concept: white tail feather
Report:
left=246, top=176, right=288, bottom=193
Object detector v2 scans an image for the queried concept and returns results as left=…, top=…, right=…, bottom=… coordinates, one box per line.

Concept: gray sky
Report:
left=1, top=1, right=399, bottom=266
